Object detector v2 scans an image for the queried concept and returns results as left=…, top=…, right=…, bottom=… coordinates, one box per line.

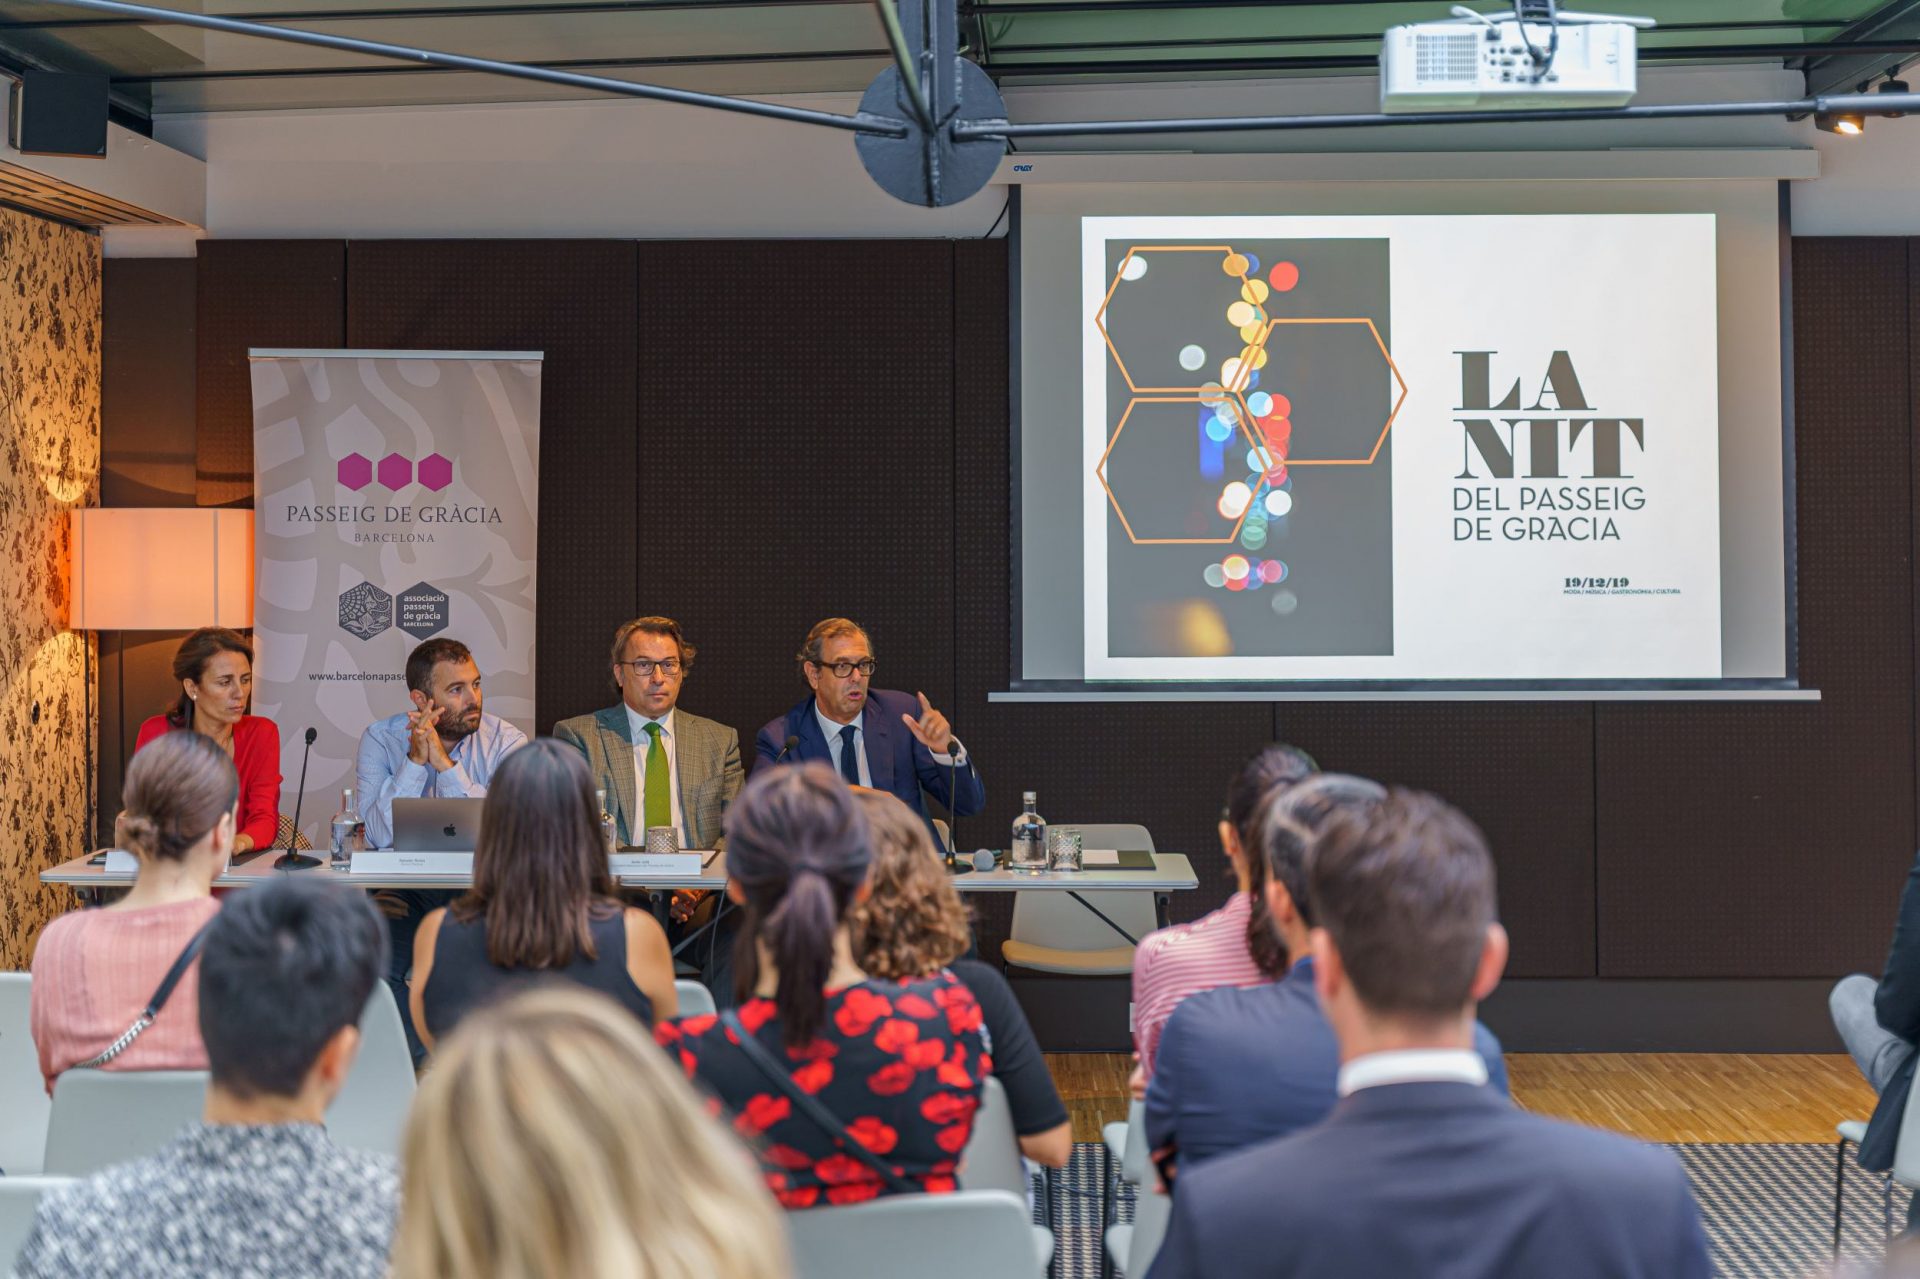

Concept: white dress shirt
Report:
left=1336, top=1048, right=1490, bottom=1098
left=624, top=704, right=684, bottom=842
left=813, top=704, right=966, bottom=790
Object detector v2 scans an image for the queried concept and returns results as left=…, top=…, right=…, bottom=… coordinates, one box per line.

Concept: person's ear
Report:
left=211, top=808, right=237, bottom=855
left=725, top=879, right=746, bottom=906
left=1219, top=821, right=1239, bottom=862
left=803, top=663, right=821, bottom=693
left=1310, top=927, right=1341, bottom=1004
left=409, top=687, right=429, bottom=713
left=1470, top=923, right=1509, bottom=1003
left=312, top=1024, right=361, bottom=1094
left=1265, top=876, right=1297, bottom=930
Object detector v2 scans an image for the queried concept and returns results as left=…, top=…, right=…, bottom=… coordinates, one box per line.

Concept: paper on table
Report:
left=1082, top=849, right=1121, bottom=866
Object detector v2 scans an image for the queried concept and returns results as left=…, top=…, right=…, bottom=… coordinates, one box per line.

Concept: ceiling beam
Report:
left=0, top=0, right=866, bottom=30
left=1801, top=0, right=1920, bottom=95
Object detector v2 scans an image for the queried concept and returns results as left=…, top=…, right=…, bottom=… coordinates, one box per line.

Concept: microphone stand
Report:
left=274, top=727, right=322, bottom=870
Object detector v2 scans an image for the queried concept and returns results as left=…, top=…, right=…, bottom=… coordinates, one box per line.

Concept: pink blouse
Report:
left=29, top=897, right=221, bottom=1093
left=1130, top=892, right=1268, bottom=1081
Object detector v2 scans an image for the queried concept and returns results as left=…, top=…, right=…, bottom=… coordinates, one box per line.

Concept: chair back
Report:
left=1008, top=824, right=1158, bottom=958
left=325, top=988, right=415, bottom=1156
left=0, top=973, right=51, bottom=1174
left=958, top=1078, right=1025, bottom=1199
left=933, top=818, right=953, bottom=853
left=0, top=1175, right=74, bottom=1271
left=1118, top=1098, right=1148, bottom=1185
left=43, top=1069, right=208, bottom=1175
left=673, top=979, right=717, bottom=1018
left=786, top=1190, right=1045, bottom=1279
left=1126, top=1172, right=1174, bottom=1276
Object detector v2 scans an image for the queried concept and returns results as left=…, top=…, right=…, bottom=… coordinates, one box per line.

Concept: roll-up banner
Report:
left=249, top=349, right=542, bottom=844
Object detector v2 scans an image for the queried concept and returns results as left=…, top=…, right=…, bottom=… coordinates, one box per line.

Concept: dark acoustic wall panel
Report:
left=630, top=241, right=956, bottom=774
left=1274, top=704, right=1596, bottom=977
left=195, top=241, right=344, bottom=506
left=344, top=241, right=639, bottom=731
left=1595, top=238, right=1916, bottom=977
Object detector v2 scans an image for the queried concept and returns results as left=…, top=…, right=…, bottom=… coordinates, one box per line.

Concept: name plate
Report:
left=105, top=849, right=138, bottom=874
left=611, top=853, right=703, bottom=878
left=350, top=851, right=473, bottom=876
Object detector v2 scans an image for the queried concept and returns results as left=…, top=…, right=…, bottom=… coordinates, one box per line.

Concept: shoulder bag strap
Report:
left=72, top=919, right=215, bottom=1070
left=718, top=1008, right=917, bottom=1195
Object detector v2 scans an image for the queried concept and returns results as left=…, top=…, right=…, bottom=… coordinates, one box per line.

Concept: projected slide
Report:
left=1081, top=215, right=1722, bottom=683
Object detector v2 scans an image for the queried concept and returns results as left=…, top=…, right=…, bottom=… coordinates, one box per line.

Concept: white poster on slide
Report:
left=1080, top=214, right=1721, bottom=682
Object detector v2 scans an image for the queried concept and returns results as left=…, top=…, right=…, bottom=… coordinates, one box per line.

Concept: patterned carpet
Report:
left=1043, top=1141, right=1916, bottom=1279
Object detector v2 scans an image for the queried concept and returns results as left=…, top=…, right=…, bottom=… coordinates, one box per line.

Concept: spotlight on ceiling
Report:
left=1815, top=110, right=1866, bottom=135
left=1878, top=76, right=1910, bottom=119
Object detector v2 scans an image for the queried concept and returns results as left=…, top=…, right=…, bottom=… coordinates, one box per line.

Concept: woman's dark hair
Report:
left=117, top=730, right=240, bottom=863
left=1229, top=743, right=1318, bottom=977
left=164, top=627, right=254, bottom=728
left=452, top=740, right=619, bottom=969
left=725, top=762, right=872, bottom=1052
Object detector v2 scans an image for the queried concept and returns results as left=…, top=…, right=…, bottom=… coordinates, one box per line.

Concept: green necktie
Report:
left=642, top=721, right=671, bottom=834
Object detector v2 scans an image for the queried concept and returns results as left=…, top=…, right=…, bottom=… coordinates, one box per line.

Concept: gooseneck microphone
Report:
left=274, top=727, right=323, bottom=871
left=775, top=735, right=801, bottom=763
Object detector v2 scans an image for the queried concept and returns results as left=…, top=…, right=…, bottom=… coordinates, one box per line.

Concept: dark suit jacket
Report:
left=1148, top=1081, right=1711, bottom=1279
left=552, top=704, right=743, bottom=849
left=1862, top=847, right=1920, bottom=1170
left=754, top=690, right=985, bottom=834
left=1145, top=957, right=1508, bottom=1172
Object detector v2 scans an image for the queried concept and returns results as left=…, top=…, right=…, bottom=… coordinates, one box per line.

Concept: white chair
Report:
left=1001, top=824, right=1157, bottom=974
left=933, top=818, right=954, bottom=854
left=1101, top=1098, right=1146, bottom=1238
left=325, top=988, right=415, bottom=1156
left=0, top=1175, right=74, bottom=1271
left=0, top=972, right=51, bottom=1174
left=674, top=979, right=716, bottom=1018
left=786, top=1190, right=1045, bottom=1279
left=1104, top=1177, right=1172, bottom=1279
left=1835, top=1059, right=1920, bottom=1249
left=43, top=1069, right=208, bottom=1175
left=958, top=1078, right=1053, bottom=1265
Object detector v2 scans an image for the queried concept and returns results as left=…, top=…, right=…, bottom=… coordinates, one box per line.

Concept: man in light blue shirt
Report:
left=355, top=637, right=526, bottom=1061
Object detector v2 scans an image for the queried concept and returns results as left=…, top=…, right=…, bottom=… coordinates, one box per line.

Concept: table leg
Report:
left=1155, top=892, right=1170, bottom=930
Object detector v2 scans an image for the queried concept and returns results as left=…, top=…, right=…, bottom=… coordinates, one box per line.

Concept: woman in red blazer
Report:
left=134, top=627, right=282, bottom=855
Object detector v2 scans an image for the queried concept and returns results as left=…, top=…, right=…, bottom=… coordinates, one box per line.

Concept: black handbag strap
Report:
left=74, top=920, right=214, bottom=1070
left=719, top=1008, right=917, bottom=1195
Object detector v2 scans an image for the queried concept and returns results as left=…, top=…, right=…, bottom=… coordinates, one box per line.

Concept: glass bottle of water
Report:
left=1010, top=791, right=1048, bottom=874
left=596, top=788, right=618, bottom=854
left=330, top=788, right=363, bottom=870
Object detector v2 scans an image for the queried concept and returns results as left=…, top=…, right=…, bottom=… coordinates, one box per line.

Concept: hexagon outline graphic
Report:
left=337, top=453, right=373, bottom=491
left=417, top=453, right=453, bottom=492
left=1094, top=391, right=1266, bottom=546
left=377, top=452, right=414, bottom=491
left=1257, top=318, right=1410, bottom=467
left=1093, top=246, right=1275, bottom=395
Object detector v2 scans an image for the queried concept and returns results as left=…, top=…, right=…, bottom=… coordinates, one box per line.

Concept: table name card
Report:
left=611, top=853, right=703, bottom=878
left=350, top=851, right=473, bottom=876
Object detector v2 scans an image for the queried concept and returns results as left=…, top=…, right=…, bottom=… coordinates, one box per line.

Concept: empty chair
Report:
left=1105, top=1178, right=1172, bottom=1279
left=0, top=972, right=50, bottom=1175
left=42, top=1069, right=208, bottom=1176
left=0, top=1176, right=74, bottom=1272
left=673, top=979, right=717, bottom=1018
left=1002, top=824, right=1157, bottom=975
left=324, top=987, right=416, bottom=1156
left=958, top=1078, right=1053, bottom=1264
left=1836, top=1059, right=1920, bottom=1247
left=786, top=1190, right=1046, bottom=1279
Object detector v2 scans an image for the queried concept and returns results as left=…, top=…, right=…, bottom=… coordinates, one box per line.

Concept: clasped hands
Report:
left=406, top=704, right=455, bottom=771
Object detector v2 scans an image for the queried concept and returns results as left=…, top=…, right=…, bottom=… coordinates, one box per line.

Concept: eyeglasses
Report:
left=812, top=658, right=876, bottom=678
left=618, top=659, right=681, bottom=678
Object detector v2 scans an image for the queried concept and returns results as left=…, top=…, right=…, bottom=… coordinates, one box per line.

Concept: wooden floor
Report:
left=1043, top=1052, right=1878, bottom=1143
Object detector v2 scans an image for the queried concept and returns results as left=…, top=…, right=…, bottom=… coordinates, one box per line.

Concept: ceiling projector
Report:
left=1380, top=4, right=1654, bottom=113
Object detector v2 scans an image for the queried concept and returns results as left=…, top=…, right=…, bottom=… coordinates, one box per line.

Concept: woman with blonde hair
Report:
left=391, top=985, right=788, bottom=1279
left=848, top=788, right=1072, bottom=1167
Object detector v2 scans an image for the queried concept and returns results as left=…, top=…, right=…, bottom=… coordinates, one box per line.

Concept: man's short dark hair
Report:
left=1256, top=773, right=1386, bottom=932
left=198, top=878, right=388, bottom=1099
left=1308, top=788, right=1498, bottom=1019
left=405, top=637, right=473, bottom=696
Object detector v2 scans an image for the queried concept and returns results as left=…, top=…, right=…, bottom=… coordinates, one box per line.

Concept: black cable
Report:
left=983, top=189, right=1012, bottom=238
left=1514, top=0, right=1558, bottom=81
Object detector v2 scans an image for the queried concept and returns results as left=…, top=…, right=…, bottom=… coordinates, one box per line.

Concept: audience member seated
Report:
left=412, top=739, right=677, bottom=1051
left=15, top=877, right=397, bottom=1279
left=1832, top=846, right=1920, bottom=1223
left=30, top=732, right=236, bottom=1092
left=1131, top=743, right=1317, bottom=1086
left=658, top=763, right=989, bottom=1208
left=390, top=986, right=788, bottom=1279
left=1149, top=789, right=1711, bottom=1279
left=1146, top=774, right=1509, bottom=1179
left=847, top=787, right=1071, bottom=1168
left=133, top=627, right=282, bottom=857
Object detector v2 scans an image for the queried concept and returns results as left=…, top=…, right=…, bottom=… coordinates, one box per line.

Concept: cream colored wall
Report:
left=0, top=208, right=101, bottom=970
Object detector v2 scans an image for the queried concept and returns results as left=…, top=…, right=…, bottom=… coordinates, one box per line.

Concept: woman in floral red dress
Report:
left=657, top=763, right=989, bottom=1209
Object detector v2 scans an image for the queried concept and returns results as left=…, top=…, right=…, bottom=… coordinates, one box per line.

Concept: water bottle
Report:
left=1010, top=791, right=1048, bottom=874
left=330, top=788, right=363, bottom=869
left=596, top=788, right=618, bottom=854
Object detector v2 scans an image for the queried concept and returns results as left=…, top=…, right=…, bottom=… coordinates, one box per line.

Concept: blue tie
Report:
left=838, top=725, right=861, bottom=786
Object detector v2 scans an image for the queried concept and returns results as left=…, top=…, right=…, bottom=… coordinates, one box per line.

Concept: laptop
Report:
left=390, top=798, right=485, bottom=853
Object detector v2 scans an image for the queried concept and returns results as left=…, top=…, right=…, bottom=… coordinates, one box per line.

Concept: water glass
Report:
left=1047, top=826, right=1083, bottom=872
left=645, top=826, right=680, bottom=856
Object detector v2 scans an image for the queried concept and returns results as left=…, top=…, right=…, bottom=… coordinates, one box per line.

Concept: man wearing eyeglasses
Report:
left=755, top=617, right=985, bottom=843
left=554, top=616, right=744, bottom=851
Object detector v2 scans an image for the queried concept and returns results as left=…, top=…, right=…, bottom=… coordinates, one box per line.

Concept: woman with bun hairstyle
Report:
left=658, top=762, right=989, bottom=1209
left=30, top=731, right=238, bottom=1091
left=133, top=626, right=281, bottom=855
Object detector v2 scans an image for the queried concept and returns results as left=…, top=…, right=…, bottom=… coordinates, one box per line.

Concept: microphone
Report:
left=971, top=848, right=997, bottom=873
left=274, top=727, right=322, bottom=871
left=775, top=735, right=801, bottom=763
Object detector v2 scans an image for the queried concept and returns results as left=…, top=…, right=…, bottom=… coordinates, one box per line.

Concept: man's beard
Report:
left=438, top=709, right=482, bottom=743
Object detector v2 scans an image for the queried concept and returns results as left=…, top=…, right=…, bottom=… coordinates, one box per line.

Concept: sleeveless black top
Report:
left=422, top=904, right=654, bottom=1040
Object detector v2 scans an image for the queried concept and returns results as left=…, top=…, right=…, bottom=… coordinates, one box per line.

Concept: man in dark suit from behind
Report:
left=1149, top=789, right=1711, bottom=1279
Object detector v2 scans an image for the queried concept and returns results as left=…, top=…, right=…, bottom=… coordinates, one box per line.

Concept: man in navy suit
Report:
left=755, top=618, right=984, bottom=841
left=1149, top=789, right=1711, bottom=1279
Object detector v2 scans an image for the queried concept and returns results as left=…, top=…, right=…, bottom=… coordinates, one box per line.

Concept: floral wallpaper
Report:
left=0, top=209, right=100, bottom=970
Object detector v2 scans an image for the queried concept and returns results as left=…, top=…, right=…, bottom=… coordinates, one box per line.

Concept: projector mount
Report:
left=26, top=0, right=1920, bottom=209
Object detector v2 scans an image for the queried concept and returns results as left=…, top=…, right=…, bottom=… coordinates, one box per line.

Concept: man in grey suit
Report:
left=1149, top=789, right=1710, bottom=1279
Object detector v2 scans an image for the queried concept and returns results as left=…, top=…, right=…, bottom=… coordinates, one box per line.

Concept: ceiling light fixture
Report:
left=1815, top=111, right=1867, bottom=135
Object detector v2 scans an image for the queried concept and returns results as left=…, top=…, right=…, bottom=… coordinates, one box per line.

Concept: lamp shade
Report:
left=69, top=508, right=253, bottom=631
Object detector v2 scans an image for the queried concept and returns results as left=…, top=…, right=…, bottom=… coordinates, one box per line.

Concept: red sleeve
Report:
left=234, top=716, right=284, bottom=850
left=132, top=715, right=171, bottom=755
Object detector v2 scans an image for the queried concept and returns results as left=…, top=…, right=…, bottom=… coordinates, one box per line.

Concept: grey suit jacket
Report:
left=551, top=704, right=744, bottom=849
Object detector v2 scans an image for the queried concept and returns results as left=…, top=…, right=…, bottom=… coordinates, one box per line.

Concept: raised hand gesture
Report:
left=901, top=690, right=954, bottom=755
